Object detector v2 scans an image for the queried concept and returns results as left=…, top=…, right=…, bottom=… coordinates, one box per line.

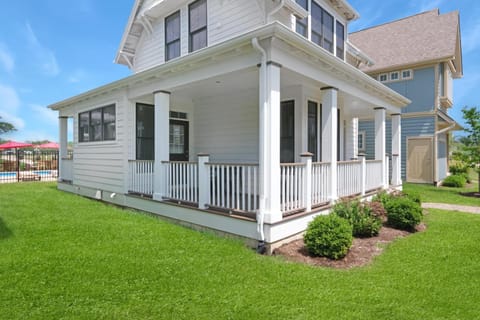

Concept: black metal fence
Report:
left=0, top=150, right=59, bottom=183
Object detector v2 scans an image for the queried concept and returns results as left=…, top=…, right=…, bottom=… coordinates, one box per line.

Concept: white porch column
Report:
left=345, top=116, right=358, bottom=160
left=153, top=90, right=170, bottom=201
left=374, top=107, right=387, bottom=189
left=58, top=116, right=68, bottom=181
left=321, top=87, right=338, bottom=202
left=391, top=113, right=402, bottom=186
left=259, top=61, right=282, bottom=223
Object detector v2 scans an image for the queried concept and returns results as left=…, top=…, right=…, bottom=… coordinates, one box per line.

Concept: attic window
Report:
left=390, top=71, right=399, bottom=81
left=401, top=69, right=413, bottom=80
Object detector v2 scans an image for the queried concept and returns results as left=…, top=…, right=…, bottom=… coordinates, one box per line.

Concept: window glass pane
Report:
left=169, top=124, right=185, bottom=154
left=296, top=20, right=308, bottom=37
left=79, top=112, right=89, bottom=142
left=336, top=21, right=345, bottom=59
left=391, top=72, right=399, bottom=80
left=189, top=0, right=207, bottom=32
left=280, top=101, right=295, bottom=163
left=190, top=29, right=207, bottom=51
left=103, top=105, right=116, bottom=140
left=136, top=104, right=154, bottom=160
left=295, top=0, right=307, bottom=10
left=165, top=12, right=180, bottom=43
left=166, top=40, right=181, bottom=61
left=90, top=109, right=102, bottom=141
left=311, top=2, right=322, bottom=45
left=308, top=101, right=318, bottom=162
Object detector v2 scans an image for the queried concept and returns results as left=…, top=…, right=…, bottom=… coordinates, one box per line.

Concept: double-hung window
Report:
left=189, top=0, right=207, bottom=52
left=165, top=11, right=181, bottom=61
left=78, top=104, right=116, bottom=142
left=295, top=0, right=308, bottom=37
left=311, top=2, right=334, bottom=53
left=336, top=21, right=345, bottom=59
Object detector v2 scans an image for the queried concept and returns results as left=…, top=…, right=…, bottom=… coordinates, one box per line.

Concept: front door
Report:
left=407, top=137, right=433, bottom=183
left=169, top=120, right=189, bottom=161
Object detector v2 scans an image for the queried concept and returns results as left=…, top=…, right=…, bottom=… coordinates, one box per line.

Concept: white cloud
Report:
left=7, top=129, right=57, bottom=143
left=29, top=104, right=58, bottom=126
left=25, top=22, right=60, bottom=77
left=68, top=69, right=87, bottom=83
left=0, top=83, right=25, bottom=130
left=462, top=21, right=480, bottom=54
left=0, top=43, right=14, bottom=73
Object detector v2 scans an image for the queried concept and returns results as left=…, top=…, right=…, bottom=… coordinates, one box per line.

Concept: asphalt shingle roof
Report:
left=349, top=9, right=459, bottom=74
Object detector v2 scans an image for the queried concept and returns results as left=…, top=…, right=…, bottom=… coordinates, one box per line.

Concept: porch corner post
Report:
left=153, top=90, right=170, bottom=201
left=259, top=61, right=282, bottom=223
left=197, top=153, right=210, bottom=209
left=391, top=113, right=402, bottom=186
left=374, top=107, right=386, bottom=189
left=301, top=152, right=313, bottom=212
left=59, top=116, right=68, bottom=181
left=321, top=87, right=338, bottom=203
left=359, top=153, right=366, bottom=196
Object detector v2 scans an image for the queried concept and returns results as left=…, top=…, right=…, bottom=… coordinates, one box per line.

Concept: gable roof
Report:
left=349, top=9, right=463, bottom=77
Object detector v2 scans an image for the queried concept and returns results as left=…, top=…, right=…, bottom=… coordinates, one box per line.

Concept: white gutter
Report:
left=251, top=37, right=266, bottom=248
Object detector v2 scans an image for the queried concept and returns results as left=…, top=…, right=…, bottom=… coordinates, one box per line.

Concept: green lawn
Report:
left=1, top=183, right=480, bottom=319
left=403, top=182, right=480, bottom=206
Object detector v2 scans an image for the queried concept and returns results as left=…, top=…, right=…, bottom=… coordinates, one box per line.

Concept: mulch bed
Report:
left=274, top=223, right=427, bottom=269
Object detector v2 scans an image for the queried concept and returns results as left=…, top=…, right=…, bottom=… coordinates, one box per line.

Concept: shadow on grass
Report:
left=0, top=217, right=13, bottom=239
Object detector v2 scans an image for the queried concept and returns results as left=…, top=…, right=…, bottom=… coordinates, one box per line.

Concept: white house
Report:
left=49, top=0, right=409, bottom=252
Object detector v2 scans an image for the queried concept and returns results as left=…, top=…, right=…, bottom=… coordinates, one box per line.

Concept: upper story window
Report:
left=379, top=74, right=388, bottom=82
left=336, top=21, right=345, bottom=59
left=311, top=2, right=334, bottom=53
left=79, top=104, right=116, bottom=143
left=295, top=0, right=308, bottom=37
left=390, top=71, right=399, bottom=81
left=402, top=69, right=412, bottom=80
left=379, top=69, right=413, bottom=83
left=189, top=0, right=207, bottom=52
left=165, top=11, right=181, bottom=61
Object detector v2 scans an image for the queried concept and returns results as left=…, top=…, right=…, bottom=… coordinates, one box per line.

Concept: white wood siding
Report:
left=193, top=88, right=259, bottom=163
left=70, top=93, right=128, bottom=193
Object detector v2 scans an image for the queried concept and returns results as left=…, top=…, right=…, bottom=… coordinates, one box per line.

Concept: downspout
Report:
left=251, top=37, right=267, bottom=254
left=267, top=0, right=285, bottom=23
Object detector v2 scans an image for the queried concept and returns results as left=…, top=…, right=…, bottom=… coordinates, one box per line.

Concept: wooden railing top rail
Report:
left=205, top=162, right=259, bottom=166
left=312, top=162, right=330, bottom=165
left=337, top=160, right=361, bottom=165
left=161, top=160, right=197, bottom=164
left=280, top=163, right=306, bottom=167
left=366, top=160, right=382, bottom=163
left=129, top=159, right=155, bottom=163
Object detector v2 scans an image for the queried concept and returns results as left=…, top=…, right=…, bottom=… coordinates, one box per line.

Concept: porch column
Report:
left=374, top=107, right=386, bottom=189
left=153, top=90, right=170, bottom=201
left=345, top=116, right=358, bottom=160
left=321, top=87, right=338, bottom=202
left=391, top=113, right=402, bottom=186
left=59, top=116, right=68, bottom=181
left=259, top=61, right=282, bottom=223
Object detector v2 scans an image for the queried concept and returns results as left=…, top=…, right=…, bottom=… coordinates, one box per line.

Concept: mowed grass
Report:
left=1, top=183, right=480, bottom=319
left=403, top=182, right=480, bottom=206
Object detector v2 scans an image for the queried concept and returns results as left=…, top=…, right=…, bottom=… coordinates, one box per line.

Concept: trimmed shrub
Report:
left=385, top=197, right=422, bottom=231
left=366, top=200, right=387, bottom=222
left=442, top=174, right=466, bottom=188
left=449, top=163, right=471, bottom=183
left=333, top=200, right=382, bottom=238
left=304, top=214, right=353, bottom=259
left=372, top=191, right=392, bottom=208
left=402, top=190, right=422, bottom=205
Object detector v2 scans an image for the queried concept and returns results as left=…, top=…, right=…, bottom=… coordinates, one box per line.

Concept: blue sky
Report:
left=0, top=0, right=478, bottom=142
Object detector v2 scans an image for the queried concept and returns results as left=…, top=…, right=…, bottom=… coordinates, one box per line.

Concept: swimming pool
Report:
left=0, top=170, right=56, bottom=179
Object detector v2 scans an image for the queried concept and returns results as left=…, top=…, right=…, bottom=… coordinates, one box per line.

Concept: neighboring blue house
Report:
left=349, top=9, right=463, bottom=185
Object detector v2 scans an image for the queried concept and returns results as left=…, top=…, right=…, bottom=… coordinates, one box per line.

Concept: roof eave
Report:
left=114, top=0, right=143, bottom=65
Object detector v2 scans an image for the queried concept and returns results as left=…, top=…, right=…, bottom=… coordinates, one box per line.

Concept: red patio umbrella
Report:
left=37, top=142, right=59, bottom=149
left=0, top=141, right=33, bottom=182
left=0, top=140, right=33, bottom=150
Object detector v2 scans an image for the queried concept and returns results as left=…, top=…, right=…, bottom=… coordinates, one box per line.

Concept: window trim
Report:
left=188, top=0, right=208, bottom=53
left=358, top=130, right=366, bottom=152
left=165, top=10, right=181, bottom=61
left=78, top=104, right=116, bottom=143
left=401, top=69, right=413, bottom=80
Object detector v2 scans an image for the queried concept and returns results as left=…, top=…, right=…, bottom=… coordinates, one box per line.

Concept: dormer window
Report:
left=165, top=11, right=181, bottom=61
left=189, top=0, right=207, bottom=52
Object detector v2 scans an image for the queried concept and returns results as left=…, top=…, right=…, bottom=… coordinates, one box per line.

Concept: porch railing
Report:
left=312, top=162, right=330, bottom=206
left=128, top=160, right=154, bottom=195
left=206, top=163, right=259, bottom=213
left=280, top=163, right=306, bottom=213
left=337, top=160, right=362, bottom=197
left=365, top=160, right=383, bottom=191
left=163, top=161, right=199, bottom=204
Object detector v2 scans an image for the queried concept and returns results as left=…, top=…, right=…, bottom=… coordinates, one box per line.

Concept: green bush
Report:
left=372, top=191, right=392, bottom=208
left=333, top=200, right=382, bottom=237
left=385, top=197, right=422, bottom=231
left=442, top=174, right=466, bottom=188
left=402, top=190, right=422, bottom=205
left=449, top=163, right=471, bottom=183
left=304, top=214, right=353, bottom=260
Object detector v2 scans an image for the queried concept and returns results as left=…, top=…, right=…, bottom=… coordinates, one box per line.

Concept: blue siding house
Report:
left=350, top=9, right=463, bottom=184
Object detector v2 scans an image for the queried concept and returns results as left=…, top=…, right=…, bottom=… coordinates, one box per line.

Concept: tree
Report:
left=0, top=116, right=16, bottom=135
left=457, top=106, right=480, bottom=192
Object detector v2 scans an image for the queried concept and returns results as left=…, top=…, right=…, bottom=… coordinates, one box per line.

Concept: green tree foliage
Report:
left=455, top=106, right=480, bottom=192
left=0, top=116, right=16, bottom=136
